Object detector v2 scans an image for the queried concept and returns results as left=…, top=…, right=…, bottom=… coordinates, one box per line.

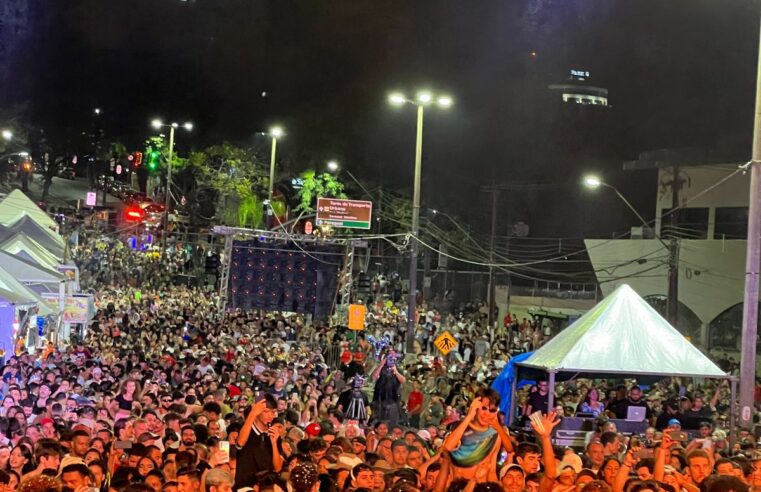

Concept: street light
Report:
left=583, top=174, right=678, bottom=325
left=582, top=175, right=660, bottom=240
left=2, top=130, right=12, bottom=141
left=388, top=90, right=452, bottom=354
left=266, top=126, right=284, bottom=227
left=151, top=118, right=193, bottom=251
left=93, top=108, right=101, bottom=116
left=325, top=160, right=375, bottom=200
left=583, top=175, right=601, bottom=188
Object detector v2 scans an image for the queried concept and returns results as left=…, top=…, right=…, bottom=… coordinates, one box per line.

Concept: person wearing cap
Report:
left=655, top=396, right=691, bottom=430
left=352, top=437, right=367, bottom=460
left=667, top=419, right=682, bottom=432
left=203, top=468, right=234, bottom=492
left=499, top=464, right=525, bottom=492
left=326, top=454, right=363, bottom=490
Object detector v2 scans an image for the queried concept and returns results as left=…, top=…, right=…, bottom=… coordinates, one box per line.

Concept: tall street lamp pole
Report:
left=151, top=119, right=193, bottom=253
left=389, top=91, right=452, bottom=354
left=583, top=175, right=678, bottom=325
left=266, top=126, right=284, bottom=228
left=739, top=14, right=761, bottom=429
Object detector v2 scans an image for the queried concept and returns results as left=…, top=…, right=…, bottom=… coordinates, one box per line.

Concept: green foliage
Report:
left=185, top=143, right=269, bottom=225
left=238, top=194, right=264, bottom=228
left=296, top=170, right=347, bottom=212
left=0, top=103, right=30, bottom=155
left=99, top=141, right=128, bottom=163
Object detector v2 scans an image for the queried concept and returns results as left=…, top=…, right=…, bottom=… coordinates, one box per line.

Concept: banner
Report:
left=40, top=294, right=93, bottom=323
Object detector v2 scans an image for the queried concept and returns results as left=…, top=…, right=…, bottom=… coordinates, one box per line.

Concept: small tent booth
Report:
left=504, top=284, right=735, bottom=441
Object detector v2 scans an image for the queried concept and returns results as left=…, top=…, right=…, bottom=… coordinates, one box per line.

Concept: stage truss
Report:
left=211, top=226, right=368, bottom=321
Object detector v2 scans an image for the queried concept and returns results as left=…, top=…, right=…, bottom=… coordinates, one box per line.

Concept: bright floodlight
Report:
left=93, top=108, right=101, bottom=115
left=388, top=93, right=407, bottom=106
left=327, top=160, right=339, bottom=172
left=151, top=119, right=163, bottom=129
left=183, top=122, right=194, bottom=131
left=437, top=95, right=453, bottom=108
left=417, top=92, right=433, bottom=104
left=1, top=130, right=12, bottom=141
left=584, top=175, right=602, bottom=189
left=18, top=151, right=29, bottom=157
left=270, top=126, right=284, bottom=138
left=171, top=122, right=179, bottom=128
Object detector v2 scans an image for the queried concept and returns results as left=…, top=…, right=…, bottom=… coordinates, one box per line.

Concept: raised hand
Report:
left=467, top=397, right=483, bottom=419
left=529, top=410, right=561, bottom=438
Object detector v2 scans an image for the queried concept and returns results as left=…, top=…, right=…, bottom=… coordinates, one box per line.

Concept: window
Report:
left=661, top=207, right=709, bottom=239
left=714, top=206, right=748, bottom=239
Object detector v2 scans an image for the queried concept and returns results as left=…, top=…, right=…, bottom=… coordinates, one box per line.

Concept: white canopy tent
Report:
left=0, top=250, right=64, bottom=287
left=0, top=233, right=61, bottom=270
left=512, top=284, right=734, bottom=426
left=0, top=265, right=54, bottom=316
left=0, top=216, right=64, bottom=255
left=0, top=190, right=58, bottom=232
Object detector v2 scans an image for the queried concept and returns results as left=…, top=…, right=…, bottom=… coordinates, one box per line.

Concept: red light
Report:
left=124, top=206, right=145, bottom=221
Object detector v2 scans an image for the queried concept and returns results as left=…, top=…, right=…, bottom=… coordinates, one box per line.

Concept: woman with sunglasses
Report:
left=442, top=388, right=514, bottom=482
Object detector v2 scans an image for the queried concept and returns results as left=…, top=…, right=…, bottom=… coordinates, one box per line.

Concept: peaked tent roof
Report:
left=0, top=264, right=54, bottom=315
left=517, top=284, right=727, bottom=379
left=0, top=233, right=61, bottom=270
left=0, top=250, right=63, bottom=284
left=0, top=216, right=64, bottom=256
left=0, top=190, right=58, bottom=232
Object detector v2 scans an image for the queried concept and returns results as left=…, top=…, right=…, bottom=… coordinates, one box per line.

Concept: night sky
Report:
left=3, top=0, right=760, bottom=235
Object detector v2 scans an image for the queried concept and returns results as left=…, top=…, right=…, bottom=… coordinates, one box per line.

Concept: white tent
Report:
left=0, top=250, right=63, bottom=285
left=0, top=265, right=54, bottom=315
left=511, top=284, right=734, bottom=428
left=0, top=216, right=64, bottom=252
left=0, top=220, right=64, bottom=259
left=0, top=190, right=58, bottom=232
left=0, top=233, right=61, bottom=270
left=517, top=283, right=727, bottom=379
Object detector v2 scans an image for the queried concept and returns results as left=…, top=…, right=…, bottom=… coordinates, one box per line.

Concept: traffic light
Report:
left=147, top=150, right=159, bottom=171
left=130, top=151, right=143, bottom=169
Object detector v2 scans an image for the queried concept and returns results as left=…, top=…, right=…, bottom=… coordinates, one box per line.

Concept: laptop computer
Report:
left=626, top=406, right=646, bottom=421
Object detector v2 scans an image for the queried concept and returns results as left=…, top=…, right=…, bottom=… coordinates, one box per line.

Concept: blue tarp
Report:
left=491, top=351, right=535, bottom=415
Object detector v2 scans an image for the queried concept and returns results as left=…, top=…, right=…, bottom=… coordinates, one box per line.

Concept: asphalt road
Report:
left=0, top=174, right=122, bottom=209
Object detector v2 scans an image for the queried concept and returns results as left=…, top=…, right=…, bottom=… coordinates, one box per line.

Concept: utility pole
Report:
left=407, top=104, right=424, bottom=354
left=739, top=12, right=761, bottom=429
left=162, top=125, right=176, bottom=255
left=623, top=153, right=687, bottom=328
left=488, top=189, right=499, bottom=329
left=667, top=164, right=682, bottom=327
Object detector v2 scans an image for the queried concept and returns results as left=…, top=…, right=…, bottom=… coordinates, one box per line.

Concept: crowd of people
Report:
left=2, top=234, right=759, bottom=492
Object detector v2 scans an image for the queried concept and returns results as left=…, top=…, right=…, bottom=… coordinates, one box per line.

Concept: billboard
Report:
left=41, top=294, right=93, bottom=323
left=316, top=198, right=372, bottom=229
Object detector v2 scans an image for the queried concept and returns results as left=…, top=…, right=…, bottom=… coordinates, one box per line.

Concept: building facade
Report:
left=585, top=162, right=752, bottom=352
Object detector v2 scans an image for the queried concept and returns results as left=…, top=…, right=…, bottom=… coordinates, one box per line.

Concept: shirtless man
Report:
left=442, top=388, right=514, bottom=481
